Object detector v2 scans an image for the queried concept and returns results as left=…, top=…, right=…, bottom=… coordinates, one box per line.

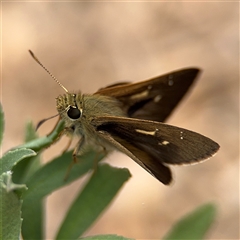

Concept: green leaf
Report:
left=163, top=203, right=217, bottom=240
left=12, top=154, right=41, bottom=184
left=1, top=172, right=27, bottom=193
left=21, top=150, right=105, bottom=240
left=0, top=102, right=4, bottom=147
left=14, top=122, right=44, bottom=239
left=1, top=148, right=36, bottom=175
left=21, top=199, right=44, bottom=240
left=0, top=172, right=27, bottom=240
left=56, top=164, right=131, bottom=239
left=12, top=122, right=41, bottom=184
left=24, top=121, right=39, bottom=142
left=23, top=150, right=105, bottom=201
left=80, top=234, right=134, bottom=240
left=11, top=120, right=63, bottom=185
left=16, top=120, right=65, bottom=152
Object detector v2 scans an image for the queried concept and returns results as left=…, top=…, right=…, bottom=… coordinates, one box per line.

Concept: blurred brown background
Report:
left=1, top=2, right=239, bottom=240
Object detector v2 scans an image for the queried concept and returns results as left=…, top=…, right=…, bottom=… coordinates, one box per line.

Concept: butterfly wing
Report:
left=92, top=116, right=219, bottom=184
left=95, top=68, right=200, bottom=122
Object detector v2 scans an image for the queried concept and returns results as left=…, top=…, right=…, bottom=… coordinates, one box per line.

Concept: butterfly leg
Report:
left=64, top=137, right=85, bottom=181
left=72, top=136, right=85, bottom=162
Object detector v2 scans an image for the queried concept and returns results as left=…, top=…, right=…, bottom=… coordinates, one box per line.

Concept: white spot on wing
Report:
left=168, top=75, right=174, bottom=86
left=130, top=90, right=149, bottom=100
left=154, top=95, right=162, bottom=103
left=158, top=140, right=169, bottom=145
left=180, top=131, right=184, bottom=140
left=136, top=129, right=156, bottom=136
left=168, top=79, right=174, bottom=86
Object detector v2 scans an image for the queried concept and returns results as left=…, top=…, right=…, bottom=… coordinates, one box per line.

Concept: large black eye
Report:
left=67, top=106, right=81, bottom=119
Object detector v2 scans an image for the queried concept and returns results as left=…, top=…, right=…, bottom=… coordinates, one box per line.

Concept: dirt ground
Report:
left=1, top=2, right=239, bottom=239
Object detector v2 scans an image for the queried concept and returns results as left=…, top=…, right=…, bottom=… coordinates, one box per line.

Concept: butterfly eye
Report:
left=67, top=106, right=81, bottom=119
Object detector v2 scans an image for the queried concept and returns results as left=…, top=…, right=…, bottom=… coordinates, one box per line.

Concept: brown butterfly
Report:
left=30, top=50, right=220, bottom=185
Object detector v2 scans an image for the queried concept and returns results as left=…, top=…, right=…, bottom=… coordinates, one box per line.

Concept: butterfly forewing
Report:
left=95, top=68, right=200, bottom=122
left=92, top=116, right=219, bottom=184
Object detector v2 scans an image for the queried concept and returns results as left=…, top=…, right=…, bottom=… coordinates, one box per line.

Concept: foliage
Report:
left=0, top=103, right=216, bottom=239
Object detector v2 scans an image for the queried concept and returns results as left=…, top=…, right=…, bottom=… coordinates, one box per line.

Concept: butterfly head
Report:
left=56, top=93, right=83, bottom=121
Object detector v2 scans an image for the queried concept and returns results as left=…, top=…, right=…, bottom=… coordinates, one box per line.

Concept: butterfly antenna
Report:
left=29, top=50, right=69, bottom=93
